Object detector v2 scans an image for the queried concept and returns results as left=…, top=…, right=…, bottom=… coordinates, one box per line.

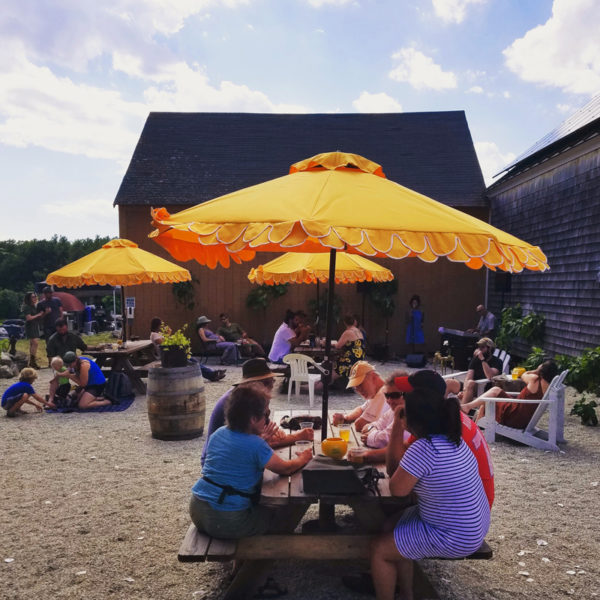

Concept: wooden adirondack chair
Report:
left=476, top=369, right=569, bottom=451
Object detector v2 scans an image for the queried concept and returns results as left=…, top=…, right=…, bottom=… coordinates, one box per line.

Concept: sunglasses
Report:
left=384, top=392, right=403, bottom=400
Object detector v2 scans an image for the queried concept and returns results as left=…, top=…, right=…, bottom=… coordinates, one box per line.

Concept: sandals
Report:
left=252, top=576, right=288, bottom=599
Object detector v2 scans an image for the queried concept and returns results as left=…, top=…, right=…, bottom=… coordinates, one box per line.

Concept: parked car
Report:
left=0, top=326, right=8, bottom=339
left=1, top=319, right=25, bottom=339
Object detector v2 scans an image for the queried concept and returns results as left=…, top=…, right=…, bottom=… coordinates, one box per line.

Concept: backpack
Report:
left=104, top=372, right=134, bottom=402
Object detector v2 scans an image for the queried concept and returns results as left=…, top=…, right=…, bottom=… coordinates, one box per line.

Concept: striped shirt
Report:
left=394, top=436, right=490, bottom=559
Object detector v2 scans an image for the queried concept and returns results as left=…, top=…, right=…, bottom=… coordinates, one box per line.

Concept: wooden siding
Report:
left=120, top=206, right=487, bottom=357
left=488, top=145, right=600, bottom=357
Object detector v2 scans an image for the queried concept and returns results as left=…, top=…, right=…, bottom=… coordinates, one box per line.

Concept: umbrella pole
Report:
left=321, top=248, right=336, bottom=441
left=121, top=286, right=127, bottom=341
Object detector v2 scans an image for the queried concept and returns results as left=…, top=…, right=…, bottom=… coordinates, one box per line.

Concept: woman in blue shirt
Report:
left=371, top=387, right=490, bottom=600
left=190, top=383, right=312, bottom=538
left=62, top=351, right=112, bottom=409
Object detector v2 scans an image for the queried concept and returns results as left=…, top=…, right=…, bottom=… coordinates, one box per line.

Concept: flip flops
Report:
left=252, top=576, right=288, bottom=599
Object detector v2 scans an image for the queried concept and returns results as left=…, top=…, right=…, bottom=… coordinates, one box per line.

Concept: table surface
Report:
left=262, top=410, right=392, bottom=504
left=85, top=339, right=153, bottom=358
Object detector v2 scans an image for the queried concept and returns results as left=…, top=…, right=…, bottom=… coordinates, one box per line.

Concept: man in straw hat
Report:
left=201, top=358, right=314, bottom=466
left=332, top=361, right=388, bottom=432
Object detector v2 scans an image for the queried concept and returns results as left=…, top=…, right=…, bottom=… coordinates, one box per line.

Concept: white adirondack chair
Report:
left=282, top=353, right=327, bottom=409
left=476, top=369, right=569, bottom=451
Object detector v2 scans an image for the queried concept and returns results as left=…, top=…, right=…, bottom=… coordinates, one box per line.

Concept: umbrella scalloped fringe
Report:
left=150, top=217, right=549, bottom=273
left=47, top=271, right=192, bottom=288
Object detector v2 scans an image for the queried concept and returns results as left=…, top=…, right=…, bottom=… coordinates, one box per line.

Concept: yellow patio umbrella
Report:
left=47, top=238, right=191, bottom=340
left=150, top=151, right=549, bottom=437
left=248, top=252, right=394, bottom=285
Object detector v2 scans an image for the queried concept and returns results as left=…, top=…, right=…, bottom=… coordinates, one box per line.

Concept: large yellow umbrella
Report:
left=248, top=252, right=394, bottom=285
left=150, top=151, right=548, bottom=436
left=47, top=238, right=191, bottom=340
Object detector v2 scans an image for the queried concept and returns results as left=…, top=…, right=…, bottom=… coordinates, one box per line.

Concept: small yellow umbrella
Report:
left=47, top=239, right=191, bottom=340
left=248, top=252, right=394, bottom=285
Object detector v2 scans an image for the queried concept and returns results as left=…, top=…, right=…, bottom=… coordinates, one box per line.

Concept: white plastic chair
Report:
left=282, top=353, right=327, bottom=409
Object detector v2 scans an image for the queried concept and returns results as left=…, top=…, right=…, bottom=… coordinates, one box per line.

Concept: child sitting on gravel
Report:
left=2, top=367, right=55, bottom=417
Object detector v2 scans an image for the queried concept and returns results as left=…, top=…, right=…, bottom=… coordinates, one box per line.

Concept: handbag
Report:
left=302, top=455, right=384, bottom=495
left=279, top=414, right=322, bottom=431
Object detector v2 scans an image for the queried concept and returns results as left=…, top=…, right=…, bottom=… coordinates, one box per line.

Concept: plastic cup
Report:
left=348, top=447, right=367, bottom=464
left=299, top=421, right=314, bottom=430
left=338, top=424, right=351, bottom=442
left=295, top=440, right=312, bottom=454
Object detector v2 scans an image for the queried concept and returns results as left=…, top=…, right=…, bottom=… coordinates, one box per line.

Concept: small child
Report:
left=49, top=356, right=72, bottom=404
left=1, top=367, right=55, bottom=417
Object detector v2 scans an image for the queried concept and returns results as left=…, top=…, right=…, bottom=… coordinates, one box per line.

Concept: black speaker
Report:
left=405, top=353, right=427, bottom=368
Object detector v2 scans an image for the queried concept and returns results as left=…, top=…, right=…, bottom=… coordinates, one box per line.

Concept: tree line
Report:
left=0, top=236, right=111, bottom=318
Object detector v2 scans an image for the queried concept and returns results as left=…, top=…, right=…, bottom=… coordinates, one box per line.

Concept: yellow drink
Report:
left=339, top=427, right=350, bottom=442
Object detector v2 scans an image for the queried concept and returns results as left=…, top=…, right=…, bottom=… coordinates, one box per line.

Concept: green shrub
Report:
left=570, top=394, right=598, bottom=426
left=496, top=304, right=545, bottom=351
left=0, top=289, right=22, bottom=319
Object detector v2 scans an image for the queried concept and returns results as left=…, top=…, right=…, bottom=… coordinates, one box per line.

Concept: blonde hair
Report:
left=19, top=367, right=37, bottom=383
left=50, top=356, right=64, bottom=371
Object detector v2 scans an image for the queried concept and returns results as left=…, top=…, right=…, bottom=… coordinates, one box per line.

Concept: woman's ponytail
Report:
left=442, top=395, right=462, bottom=446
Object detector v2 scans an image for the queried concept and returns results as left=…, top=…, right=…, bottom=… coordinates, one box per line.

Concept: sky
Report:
left=1, top=0, right=599, bottom=241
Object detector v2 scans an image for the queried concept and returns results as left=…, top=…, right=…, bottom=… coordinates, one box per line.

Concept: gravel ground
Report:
left=1, top=361, right=599, bottom=600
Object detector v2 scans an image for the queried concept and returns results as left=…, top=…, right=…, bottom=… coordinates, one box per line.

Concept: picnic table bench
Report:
left=178, top=410, right=492, bottom=599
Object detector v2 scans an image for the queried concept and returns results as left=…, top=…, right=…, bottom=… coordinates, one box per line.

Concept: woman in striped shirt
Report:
left=371, top=387, right=490, bottom=600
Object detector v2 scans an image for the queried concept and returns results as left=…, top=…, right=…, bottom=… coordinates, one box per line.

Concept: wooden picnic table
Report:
left=85, top=339, right=154, bottom=395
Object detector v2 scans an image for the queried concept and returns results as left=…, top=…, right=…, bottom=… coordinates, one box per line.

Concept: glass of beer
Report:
left=348, top=447, right=367, bottom=464
left=338, top=424, right=351, bottom=442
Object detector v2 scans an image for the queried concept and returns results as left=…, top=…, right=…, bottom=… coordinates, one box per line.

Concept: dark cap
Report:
left=395, top=369, right=446, bottom=396
left=233, top=358, right=283, bottom=385
left=43, top=286, right=53, bottom=293
left=63, top=351, right=77, bottom=364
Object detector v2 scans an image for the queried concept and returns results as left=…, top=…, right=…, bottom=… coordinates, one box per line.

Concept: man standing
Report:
left=46, top=318, right=87, bottom=364
left=36, top=287, right=64, bottom=341
left=332, top=361, right=388, bottom=432
left=268, top=309, right=310, bottom=363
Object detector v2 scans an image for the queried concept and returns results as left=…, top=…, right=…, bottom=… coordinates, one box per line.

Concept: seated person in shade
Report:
left=332, top=361, right=388, bottom=433
left=196, top=316, right=238, bottom=365
left=268, top=309, right=311, bottom=363
left=201, top=359, right=313, bottom=466
left=150, top=317, right=225, bottom=382
left=461, top=360, right=559, bottom=429
left=62, top=351, right=112, bottom=409
left=333, top=315, right=366, bottom=386
left=46, top=318, right=87, bottom=365
left=217, top=313, right=265, bottom=357
left=190, top=382, right=313, bottom=539
left=2, top=368, right=55, bottom=416
left=455, top=337, right=503, bottom=406
left=369, top=387, right=490, bottom=600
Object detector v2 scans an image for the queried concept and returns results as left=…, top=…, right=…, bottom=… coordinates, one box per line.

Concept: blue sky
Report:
left=1, top=0, right=598, bottom=240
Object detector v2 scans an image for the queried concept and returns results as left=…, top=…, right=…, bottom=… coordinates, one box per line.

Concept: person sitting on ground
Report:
left=467, top=304, right=496, bottom=337
left=370, top=387, right=490, bottom=600
left=190, top=382, right=313, bottom=539
left=332, top=315, right=366, bottom=387
left=36, top=286, right=64, bottom=341
left=2, top=367, right=55, bottom=417
left=150, top=317, right=225, bottom=382
left=22, top=291, right=44, bottom=369
left=196, top=316, right=238, bottom=365
left=62, top=351, right=112, bottom=409
left=454, top=337, right=503, bottom=406
left=201, top=358, right=314, bottom=466
left=332, top=361, right=388, bottom=433
left=268, top=309, right=311, bottom=363
left=461, top=359, right=559, bottom=429
left=217, top=313, right=265, bottom=358
left=48, top=356, right=72, bottom=405
left=46, top=318, right=87, bottom=365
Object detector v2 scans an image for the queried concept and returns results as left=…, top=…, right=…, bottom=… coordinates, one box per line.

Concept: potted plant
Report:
left=159, top=323, right=192, bottom=368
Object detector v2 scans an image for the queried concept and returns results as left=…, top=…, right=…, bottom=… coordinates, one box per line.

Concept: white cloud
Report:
left=474, top=141, right=516, bottom=185
left=306, top=0, right=354, bottom=7
left=432, top=0, right=487, bottom=24
left=352, top=92, right=402, bottom=113
left=389, top=48, right=457, bottom=90
left=502, top=90, right=511, bottom=98
left=556, top=103, right=572, bottom=113
left=503, top=0, right=600, bottom=95
left=466, top=86, right=484, bottom=94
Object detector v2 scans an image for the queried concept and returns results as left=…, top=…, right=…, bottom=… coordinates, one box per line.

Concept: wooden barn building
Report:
left=487, top=94, right=600, bottom=357
left=114, top=112, right=489, bottom=357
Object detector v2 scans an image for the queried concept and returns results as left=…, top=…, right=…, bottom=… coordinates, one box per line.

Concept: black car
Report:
left=1, top=319, right=25, bottom=339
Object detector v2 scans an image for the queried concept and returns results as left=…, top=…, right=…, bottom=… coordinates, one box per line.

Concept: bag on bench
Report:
left=279, top=414, right=322, bottom=431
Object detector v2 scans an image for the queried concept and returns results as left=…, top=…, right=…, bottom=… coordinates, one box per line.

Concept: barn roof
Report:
left=114, top=111, right=486, bottom=208
left=494, top=93, right=600, bottom=180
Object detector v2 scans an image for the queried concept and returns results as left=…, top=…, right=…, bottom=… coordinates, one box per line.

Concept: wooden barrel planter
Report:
left=147, top=363, right=205, bottom=441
